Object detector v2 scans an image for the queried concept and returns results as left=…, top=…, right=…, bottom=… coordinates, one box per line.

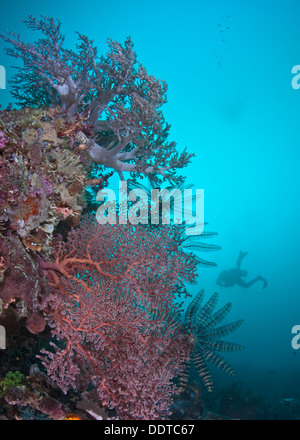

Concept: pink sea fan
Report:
left=39, top=216, right=198, bottom=419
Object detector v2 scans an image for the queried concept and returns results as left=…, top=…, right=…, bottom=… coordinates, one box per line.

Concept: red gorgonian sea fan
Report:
left=39, top=216, right=198, bottom=419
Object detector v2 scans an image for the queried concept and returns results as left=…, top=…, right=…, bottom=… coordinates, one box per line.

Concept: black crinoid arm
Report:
left=178, top=290, right=244, bottom=392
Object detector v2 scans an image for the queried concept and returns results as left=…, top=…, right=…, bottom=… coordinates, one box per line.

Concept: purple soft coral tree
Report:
left=1, top=16, right=194, bottom=184
left=39, top=216, right=198, bottom=419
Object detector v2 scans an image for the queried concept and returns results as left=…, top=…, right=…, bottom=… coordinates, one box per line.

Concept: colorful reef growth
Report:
left=0, top=16, right=244, bottom=420
left=38, top=216, right=199, bottom=419
left=1, top=16, right=194, bottom=184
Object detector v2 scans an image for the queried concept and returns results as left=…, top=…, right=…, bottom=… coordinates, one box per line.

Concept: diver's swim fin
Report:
left=257, top=275, right=268, bottom=289
left=236, top=250, right=249, bottom=268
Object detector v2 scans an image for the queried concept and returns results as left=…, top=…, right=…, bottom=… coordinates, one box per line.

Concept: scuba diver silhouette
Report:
left=216, top=251, right=268, bottom=289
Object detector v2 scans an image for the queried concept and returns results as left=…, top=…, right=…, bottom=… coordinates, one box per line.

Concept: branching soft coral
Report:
left=1, top=16, right=194, bottom=184
left=39, top=216, right=198, bottom=419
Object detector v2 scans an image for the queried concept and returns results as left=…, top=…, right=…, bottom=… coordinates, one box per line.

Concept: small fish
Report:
left=268, top=370, right=276, bottom=374
left=280, top=398, right=295, bottom=403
